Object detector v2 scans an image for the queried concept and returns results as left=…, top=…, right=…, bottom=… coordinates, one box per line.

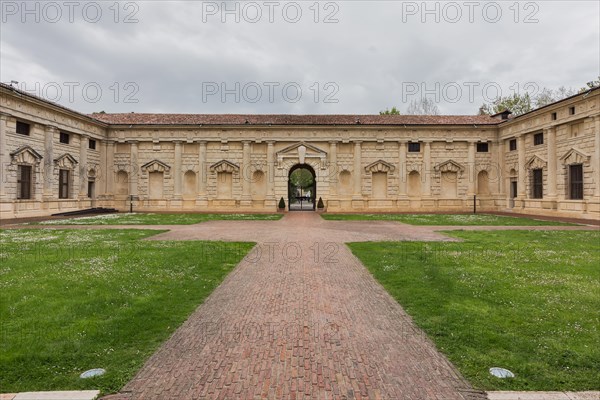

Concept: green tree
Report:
left=290, top=168, right=314, bottom=188
left=479, top=92, right=533, bottom=116
left=379, top=106, right=400, bottom=115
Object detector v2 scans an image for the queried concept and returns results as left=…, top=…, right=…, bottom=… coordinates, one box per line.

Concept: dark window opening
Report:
left=509, top=139, right=517, bottom=151
left=89, top=139, right=96, bottom=150
left=59, top=132, right=70, bottom=144
left=531, top=168, right=543, bottom=199
left=59, top=169, right=70, bottom=199
left=534, top=132, right=544, bottom=145
left=551, top=112, right=557, bottom=120
left=476, top=142, right=489, bottom=152
left=87, top=181, right=95, bottom=198
left=16, top=121, right=30, bottom=135
left=569, top=106, right=575, bottom=115
left=17, top=165, right=32, bottom=199
left=408, top=142, right=421, bottom=152
left=569, top=164, right=583, bottom=200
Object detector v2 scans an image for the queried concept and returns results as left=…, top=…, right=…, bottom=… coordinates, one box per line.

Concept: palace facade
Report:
left=1, top=83, right=599, bottom=220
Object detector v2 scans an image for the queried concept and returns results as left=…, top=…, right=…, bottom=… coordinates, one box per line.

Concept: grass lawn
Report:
left=0, top=229, right=254, bottom=394
left=34, top=213, right=282, bottom=225
left=348, top=230, right=600, bottom=391
left=322, top=213, right=576, bottom=226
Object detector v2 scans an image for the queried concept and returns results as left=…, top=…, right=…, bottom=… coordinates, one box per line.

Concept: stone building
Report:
left=1, top=83, right=599, bottom=220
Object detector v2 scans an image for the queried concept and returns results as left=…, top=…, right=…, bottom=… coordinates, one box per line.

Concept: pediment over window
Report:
left=210, top=160, right=239, bottom=173
left=525, top=155, right=547, bottom=170
left=365, top=160, right=395, bottom=173
left=54, top=153, right=78, bottom=169
left=276, top=142, right=327, bottom=167
left=434, top=160, right=464, bottom=173
left=560, top=148, right=590, bottom=165
left=141, top=159, right=171, bottom=173
left=10, top=146, right=43, bottom=164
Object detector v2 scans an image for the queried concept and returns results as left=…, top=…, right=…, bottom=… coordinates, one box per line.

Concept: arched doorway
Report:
left=288, top=164, right=316, bottom=211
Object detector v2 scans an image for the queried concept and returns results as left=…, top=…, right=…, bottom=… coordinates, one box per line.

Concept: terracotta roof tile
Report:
left=88, top=113, right=501, bottom=126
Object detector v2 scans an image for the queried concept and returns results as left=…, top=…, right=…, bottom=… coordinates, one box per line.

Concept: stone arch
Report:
left=183, top=170, right=197, bottom=199
left=477, top=170, right=490, bottom=195
left=251, top=170, right=267, bottom=200
left=339, top=170, right=352, bottom=196
left=407, top=170, right=421, bottom=197
left=115, top=170, right=129, bottom=197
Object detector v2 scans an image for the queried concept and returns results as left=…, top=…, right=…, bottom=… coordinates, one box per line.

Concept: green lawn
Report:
left=35, top=213, right=282, bottom=225
left=348, top=230, right=600, bottom=391
left=0, top=229, right=254, bottom=394
left=322, top=213, right=576, bottom=226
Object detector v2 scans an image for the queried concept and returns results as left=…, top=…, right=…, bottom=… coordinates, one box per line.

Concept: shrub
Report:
left=317, top=197, right=324, bottom=209
left=278, top=197, right=286, bottom=210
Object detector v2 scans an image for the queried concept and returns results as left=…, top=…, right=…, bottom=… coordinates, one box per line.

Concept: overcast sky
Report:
left=1, top=0, right=598, bottom=115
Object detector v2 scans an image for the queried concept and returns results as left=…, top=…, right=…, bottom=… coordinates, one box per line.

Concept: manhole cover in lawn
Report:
left=80, top=368, right=106, bottom=379
left=489, top=367, right=514, bottom=378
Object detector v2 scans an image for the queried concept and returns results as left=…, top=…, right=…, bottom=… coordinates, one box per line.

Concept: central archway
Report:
left=288, top=164, right=316, bottom=211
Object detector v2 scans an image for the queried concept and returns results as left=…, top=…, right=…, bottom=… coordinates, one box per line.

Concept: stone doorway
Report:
left=288, top=164, right=316, bottom=211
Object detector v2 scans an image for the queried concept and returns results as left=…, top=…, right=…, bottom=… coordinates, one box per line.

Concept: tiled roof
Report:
left=88, top=113, right=501, bottom=126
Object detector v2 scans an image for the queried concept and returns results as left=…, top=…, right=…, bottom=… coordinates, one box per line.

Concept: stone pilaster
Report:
left=105, top=140, right=115, bottom=197
left=546, top=127, right=557, bottom=199
left=517, top=135, right=526, bottom=199
left=594, top=116, right=600, bottom=198
left=266, top=141, right=275, bottom=200
left=495, top=139, right=505, bottom=196
left=79, top=135, right=88, bottom=199
left=398, top=141, right=407, bottom=198
left=329, top=141, right=338, bottom=198
left=196, top=141, right=208, bottom=206
left=422, top=141, right=432, bottom=197
left=467, top=141, right=476, bottom=196
left=0, top=113, right=10, bottom=200
left=129, top=141, right=138, bottom=197
left=173, top=141, right=183, bottom=199
left=241, top=141, right=252, bottom=207
left=352, top=141, right=362, bottom=198
left=43, top=125, right=57, bottom=200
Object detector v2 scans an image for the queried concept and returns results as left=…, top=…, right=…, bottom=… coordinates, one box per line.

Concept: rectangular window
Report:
left=531, top=169, right=543, bottom=199
left=17, top=165, right=32, bottom=199
left=551, top=112, right=557, bottom=120
left=89, top=139, right=96, bottom=150
left=408, top=142, right=421, bottom=152
left=569, top=164, right=583, bottom=200
left=16, top=121, right=30, bottom=135
left=59, top=169, right=70, bottom=199
left=569, top=106, right=575, bottom=115
left=476, top=142, right=489, bottom=152
left=59, top=132, right=70, bottom=144
left=533, top=132, right=544, bottom=145
left=509, top=139, right=517, bottom=151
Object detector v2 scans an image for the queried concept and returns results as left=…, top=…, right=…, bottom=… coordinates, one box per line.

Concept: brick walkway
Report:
left=100, top=213, right=491, bottom=400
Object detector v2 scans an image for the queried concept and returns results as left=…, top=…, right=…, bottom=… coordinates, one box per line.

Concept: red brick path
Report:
left=101, top=213, right=491, bottom=399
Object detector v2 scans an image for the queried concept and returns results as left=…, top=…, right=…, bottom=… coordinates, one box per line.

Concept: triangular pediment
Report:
left=276, top=142, right=327, bottom=167
left=525, top=155, right=547, bottom=170
left=560, top=148, right=590, bottom=165
left=10, top=146, right=43, bottom=164
left=141, top=159, right=171, bottom=172
left=365, top=160, right=395, bottom=173
left=210, top=160, right=239, bottom=173
left=277, top=142, right=327, bottom=157
left=435, top=160, right=464, bottom=173
left=54, top=153, right=78, bottom=169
